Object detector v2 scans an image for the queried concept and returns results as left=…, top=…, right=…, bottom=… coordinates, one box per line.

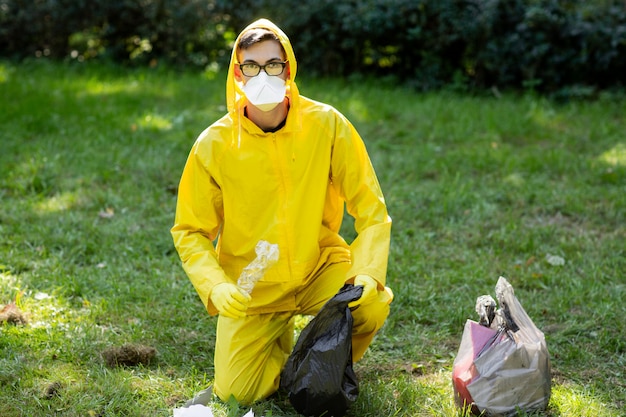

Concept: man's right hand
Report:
left=209, top=282, right=251, bottom=318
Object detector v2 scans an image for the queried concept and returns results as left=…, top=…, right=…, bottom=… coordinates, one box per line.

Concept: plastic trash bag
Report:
left=280, top=284, right=363, bottom=417
left=452, top=277, right=551, bottom=416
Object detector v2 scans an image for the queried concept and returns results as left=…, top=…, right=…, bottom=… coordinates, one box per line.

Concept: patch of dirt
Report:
left=166, top=394, right=185, bottom=407
left=551, top=367, right=567, bottom=384
left=101, top=343, right=157, bottom=368
left=400, top=362, right=428, bottom=376
left=0, top=302, right=27, bottom=325
left=356, top=360, right=435, bottom=379
left=43, top=381, right=62, bottom=399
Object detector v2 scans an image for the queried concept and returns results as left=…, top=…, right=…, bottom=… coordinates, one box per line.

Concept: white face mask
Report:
left=242, top=71, right=286, bottom=112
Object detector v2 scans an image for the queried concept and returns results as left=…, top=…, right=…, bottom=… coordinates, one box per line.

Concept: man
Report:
left=171, top=18, right=393, bottom=405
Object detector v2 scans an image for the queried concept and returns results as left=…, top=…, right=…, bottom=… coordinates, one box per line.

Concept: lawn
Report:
left=0, top=60, right=624, bottom=417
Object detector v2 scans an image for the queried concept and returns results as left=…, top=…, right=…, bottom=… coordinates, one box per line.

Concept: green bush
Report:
left=268, top=0, right=484, bottom=90
left=470, top=0, right=626, bottom=91
left=1, top=0, right=625, bottom=91
left=229, top=0, right=626, bottom=92
left=0, top=0, right=231, bottom=66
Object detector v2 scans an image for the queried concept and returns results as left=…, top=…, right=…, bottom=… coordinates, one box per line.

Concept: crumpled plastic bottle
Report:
left=237, top=240, right=279, bottom=295
left=475, top=294, right=496, bottom=327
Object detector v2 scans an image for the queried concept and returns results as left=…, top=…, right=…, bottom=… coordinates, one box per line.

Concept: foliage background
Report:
left=1, top=0, right=625, bottom=93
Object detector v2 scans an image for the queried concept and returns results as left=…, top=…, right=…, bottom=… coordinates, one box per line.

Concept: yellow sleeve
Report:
left=331, top=115, right=392, bottom=287
left=171, top=139, right=229, bottom=315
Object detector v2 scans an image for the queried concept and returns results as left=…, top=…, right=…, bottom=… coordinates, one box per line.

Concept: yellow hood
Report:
left=226, top=19, right=300, bottom=119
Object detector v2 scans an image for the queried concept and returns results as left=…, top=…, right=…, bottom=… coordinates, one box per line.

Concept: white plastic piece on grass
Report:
left=34, top=292, right=51, bottom=300
left=173, top=404, right=214, bottom=417
left=545, top=254, right=565, bottom=266
left=172, top=406, right=258, bottom=417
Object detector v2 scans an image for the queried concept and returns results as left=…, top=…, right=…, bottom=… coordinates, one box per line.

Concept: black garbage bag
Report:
left=280, top=284, right=363, bottom=417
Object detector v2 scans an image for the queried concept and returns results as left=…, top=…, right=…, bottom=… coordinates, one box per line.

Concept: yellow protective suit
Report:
left=171, top=18, right=392, bottom=404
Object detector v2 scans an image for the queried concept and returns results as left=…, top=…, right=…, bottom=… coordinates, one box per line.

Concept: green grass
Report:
left=0, top=59, right=624, bottom=417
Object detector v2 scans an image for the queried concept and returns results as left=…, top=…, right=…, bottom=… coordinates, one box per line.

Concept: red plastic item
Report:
left=452, top=320, right=497, bottom=415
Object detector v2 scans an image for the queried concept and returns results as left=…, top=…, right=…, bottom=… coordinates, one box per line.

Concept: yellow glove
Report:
left=348, top=275, right=379, bottom=308
left=210, top=282, right=251, bottom=318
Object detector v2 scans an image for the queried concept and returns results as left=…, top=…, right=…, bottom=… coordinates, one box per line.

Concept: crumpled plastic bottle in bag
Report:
left=475, top=295, right=496, bottom=327
left=236, top=240, right=279, bottom=295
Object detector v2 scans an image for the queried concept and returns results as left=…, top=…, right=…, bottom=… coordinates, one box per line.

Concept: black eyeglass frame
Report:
left=238, top=61, right=288, bottom=77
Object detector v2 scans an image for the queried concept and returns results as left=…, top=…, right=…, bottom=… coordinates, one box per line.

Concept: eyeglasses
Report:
left=239, top=61, right=288, bottom=77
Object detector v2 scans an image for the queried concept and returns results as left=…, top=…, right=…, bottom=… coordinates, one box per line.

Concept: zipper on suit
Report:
left=270, top=133, right=293, bottom=277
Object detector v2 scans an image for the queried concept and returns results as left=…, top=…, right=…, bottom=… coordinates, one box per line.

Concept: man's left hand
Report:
left=349, top=274, right=379, bottom=308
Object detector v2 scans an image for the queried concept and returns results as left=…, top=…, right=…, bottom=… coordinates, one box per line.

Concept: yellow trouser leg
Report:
left=214, top=313, right=294, bottom=404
